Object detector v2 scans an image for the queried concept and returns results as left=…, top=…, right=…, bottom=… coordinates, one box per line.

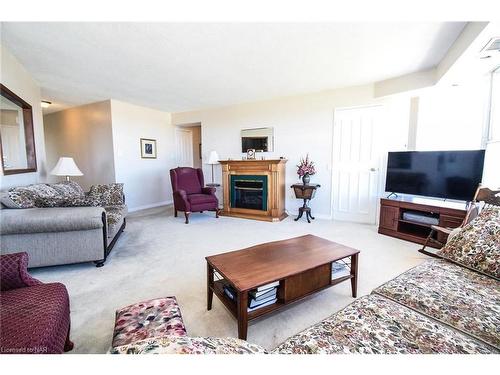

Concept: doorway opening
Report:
left=175, top=122, right=201, bottom=168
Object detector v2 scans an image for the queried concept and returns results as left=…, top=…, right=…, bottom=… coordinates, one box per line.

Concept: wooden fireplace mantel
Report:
left=219, top=159, right=287, bottom=222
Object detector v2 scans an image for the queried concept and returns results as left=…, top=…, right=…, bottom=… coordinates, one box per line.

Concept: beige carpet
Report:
left=30, top=206, right=427, bottom=353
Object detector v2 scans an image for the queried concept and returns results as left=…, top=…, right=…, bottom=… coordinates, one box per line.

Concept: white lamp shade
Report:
left=207, top=151, right=219, bottom=165
left=50, top=157, right=83, bottom=176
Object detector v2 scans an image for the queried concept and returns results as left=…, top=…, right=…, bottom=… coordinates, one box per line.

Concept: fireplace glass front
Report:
left=230, top=175, right=268, bottom=211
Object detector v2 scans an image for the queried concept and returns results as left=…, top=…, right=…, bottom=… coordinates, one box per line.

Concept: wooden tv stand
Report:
left=378, top=196, right=467, bottom=248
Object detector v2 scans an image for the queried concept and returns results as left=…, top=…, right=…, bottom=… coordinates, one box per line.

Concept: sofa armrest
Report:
left=201, top=187, right=216, bottom=195
left=0, top=252, right=42, bottom=291
left=0, top=206, right=105, bottom=235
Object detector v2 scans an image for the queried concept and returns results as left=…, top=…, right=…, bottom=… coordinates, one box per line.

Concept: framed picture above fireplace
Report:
left=241, top=127, right=274, bottom=153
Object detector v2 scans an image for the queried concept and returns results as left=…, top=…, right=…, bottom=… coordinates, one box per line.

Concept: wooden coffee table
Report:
left=206, top=234, right=360, bottom=339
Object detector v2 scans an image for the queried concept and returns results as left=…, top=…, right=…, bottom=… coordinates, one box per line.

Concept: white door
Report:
left=175, top=128, right=194, bottom=167
left=332, top=105, right=382, bottom=223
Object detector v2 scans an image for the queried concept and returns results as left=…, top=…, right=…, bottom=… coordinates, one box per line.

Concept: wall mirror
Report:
left=0, top=84, right=37, bottom=175
left=241, top=127, right=274, bottom=153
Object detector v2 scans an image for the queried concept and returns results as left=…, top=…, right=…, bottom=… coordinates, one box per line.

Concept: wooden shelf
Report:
left=211, top=280, right=237, bottom=318
left=331, top=274, right=353, bottom=286
left=211, top=274, right=354, bottom=322
left=398, top=219, right=435, bottom=228
left=248, top=301, right=284, bottom=320
left=212, top=279, right=285, bottom=320
left=378, top=197, right=466, bottom=248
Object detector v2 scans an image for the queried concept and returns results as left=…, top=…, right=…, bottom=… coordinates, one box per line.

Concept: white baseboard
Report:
left=285, top=209, right=333, bottom=221
left=313, top=213, right=333, bottom=220
left=128, top=200, right=173, bottom=213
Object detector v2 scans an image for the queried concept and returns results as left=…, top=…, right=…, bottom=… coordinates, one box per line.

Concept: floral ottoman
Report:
left=112, top=297, right=187, bottom=348
left=110, top=336, right=267, bottom=354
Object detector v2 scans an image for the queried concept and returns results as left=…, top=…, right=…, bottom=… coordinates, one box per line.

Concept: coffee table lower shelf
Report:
left=211, top=280, right=288, bottom=321
left=208, top=263, right=357, bottom=338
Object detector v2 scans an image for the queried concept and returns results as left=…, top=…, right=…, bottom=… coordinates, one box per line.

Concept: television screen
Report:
left=385, top=150, right=485, bottom=201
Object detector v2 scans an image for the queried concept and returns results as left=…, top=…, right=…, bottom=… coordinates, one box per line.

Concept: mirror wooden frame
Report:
left=0, top=84, right=37, bottom=175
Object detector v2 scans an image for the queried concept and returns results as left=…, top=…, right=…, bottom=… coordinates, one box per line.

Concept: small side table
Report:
left=291, top=183, right=321, bottom=223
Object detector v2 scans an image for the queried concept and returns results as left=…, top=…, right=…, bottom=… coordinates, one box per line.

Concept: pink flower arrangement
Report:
left=296, top=154, right=316, bottom=177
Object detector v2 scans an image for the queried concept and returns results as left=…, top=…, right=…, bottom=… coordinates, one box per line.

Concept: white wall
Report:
left=43, top=100, right=115, bottom=190
left=415, top=82, right=486, bottom=151
left=172, top=85, right=409, bottom=218
left=0, top=44, right=47, bottom=189
left=483, top=69, right=500, bottom=188
left=110, top=100, right=175, bottom=211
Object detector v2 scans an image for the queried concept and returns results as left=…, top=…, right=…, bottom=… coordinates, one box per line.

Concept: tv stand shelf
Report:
left=378, top=197, right=466, bottom=248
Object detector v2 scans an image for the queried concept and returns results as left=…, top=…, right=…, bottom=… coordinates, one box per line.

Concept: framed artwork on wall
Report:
left=140, top=138, right=157, bottom=159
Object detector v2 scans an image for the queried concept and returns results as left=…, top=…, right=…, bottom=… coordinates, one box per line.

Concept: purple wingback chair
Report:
left=0, top=252, right=74, bottom=354
left=170, top=167, right=220, bottom=224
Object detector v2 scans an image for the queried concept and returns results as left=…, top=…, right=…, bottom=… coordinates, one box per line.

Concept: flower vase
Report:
left=302, top=174, right=310, bottom=185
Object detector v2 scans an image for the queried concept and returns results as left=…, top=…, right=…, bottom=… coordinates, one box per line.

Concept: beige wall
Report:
left=110, top=100, right=175, bottom=211
left=172, top=84, right=410, bottom=218
left=0, top=44, right=47, bottom=189
left=44, top=99, right=175, bottom=210
left=43, top=100, right=115, bottom=190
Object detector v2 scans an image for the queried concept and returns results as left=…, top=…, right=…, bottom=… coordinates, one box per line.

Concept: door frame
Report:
left=330, top=104, right=384, bottom=224
left=175, top=127, right=194, bottom=167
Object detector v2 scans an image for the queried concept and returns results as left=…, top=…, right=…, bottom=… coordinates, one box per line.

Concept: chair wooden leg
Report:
left=418, top=229, right=441, bottom=258
left=174, top=209, right=178, bottom=217
left=419, top=229, right=433, bottom=252
left=184, top=212, right=190, bottom=224
left=215, top=208, right=220, bottom=218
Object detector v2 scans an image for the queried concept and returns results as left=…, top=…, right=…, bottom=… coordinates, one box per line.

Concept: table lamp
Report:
left=50, top=157, right=83, bottom=181
left=206, top=151, right=220, bottom=187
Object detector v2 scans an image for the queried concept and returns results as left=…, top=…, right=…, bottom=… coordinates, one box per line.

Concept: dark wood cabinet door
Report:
left=380, top=205, right=399, bottom=231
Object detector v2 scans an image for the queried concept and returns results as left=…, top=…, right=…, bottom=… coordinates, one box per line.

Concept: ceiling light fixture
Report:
left=41, top=101, right=52, bottom=108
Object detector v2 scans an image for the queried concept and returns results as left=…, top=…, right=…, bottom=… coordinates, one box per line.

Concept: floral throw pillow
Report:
left=34, top=195, right=95, bottom=208
left=88, top=183, right=124, bottom=207
left=437, top=206, right=500, bottom=280
left=0, top=189, right=36, bottom=208
left=51, top=181, right=85, bottom=198
left=21, top=183, right=59, bottom=198
left=1, top=184, right=58, bottom=209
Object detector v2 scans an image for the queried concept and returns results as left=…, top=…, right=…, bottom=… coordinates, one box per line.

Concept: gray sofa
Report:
left=0, top=181, right=127, bottom=268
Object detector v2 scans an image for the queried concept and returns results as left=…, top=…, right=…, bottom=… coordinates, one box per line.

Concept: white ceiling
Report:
left=1, top=22, right=466, bottom=114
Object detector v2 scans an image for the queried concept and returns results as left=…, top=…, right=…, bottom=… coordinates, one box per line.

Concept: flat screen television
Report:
left=385, top=150, right=485, bottom=201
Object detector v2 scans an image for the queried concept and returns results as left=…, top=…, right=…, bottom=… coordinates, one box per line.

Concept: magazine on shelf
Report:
left=249, top=287, right=277, bottom=300
left=248, top=293, right=277, bottom=308
left=247, top=298, right=277, bottom=312
left=255, top=281, right=280, bottom=292
left=223, top=285, right=236, bottom=301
